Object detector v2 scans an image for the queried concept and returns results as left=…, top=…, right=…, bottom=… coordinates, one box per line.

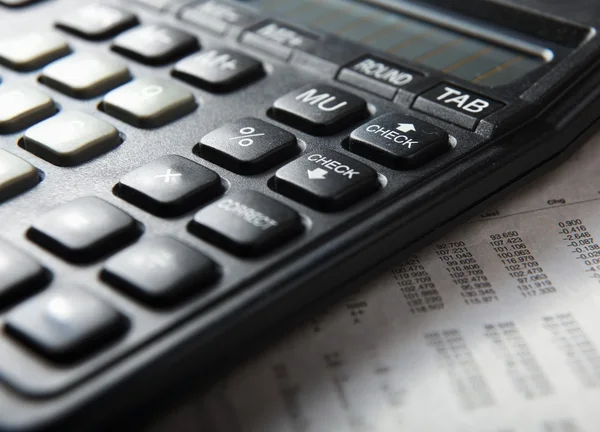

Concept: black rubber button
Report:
left=0, top=241, right=48, bottom=309
left=56, top=4, right=138, bottom=40
left=270, top=83, right=368, bottom=135
left=28, top=197, right=140, bottom=263
left=112, top=25, right=199, bottom=66
left=413, top=84, right=503, bottom=130
left=349, top=113, right=450, bottom=169
left=173, top=48, right=263, bottom=92
left=190, top=191, right=303, bottom=256
left=274, top=150, right=379, bottom=211
left=116, top=155, right=221, bottom=216
left=198, top=118, right=297, bottom=174
left=102, top=237, right=218, bottom=306
left=5, top=287, right=127, bottom=363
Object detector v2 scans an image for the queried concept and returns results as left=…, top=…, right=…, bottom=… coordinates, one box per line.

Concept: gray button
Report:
left=0, top=32, right=70, bottom=71
left=102, top=78, right=196, bottom=128
left=0, top=149, right=39, bottom=202
left=0, top=86, right=56, bottom=133
left=23, top=112, right=121, bottom=166
left=41, top=53, right=131, bottom=99
left=55, top=4, right=138, bottom=40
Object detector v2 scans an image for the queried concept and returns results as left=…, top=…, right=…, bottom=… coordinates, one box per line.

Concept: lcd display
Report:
left=236, top=0, right=547, bottom=86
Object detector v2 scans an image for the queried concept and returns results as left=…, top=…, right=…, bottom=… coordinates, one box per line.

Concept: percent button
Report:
left=198, top=117, right=298, bottom=174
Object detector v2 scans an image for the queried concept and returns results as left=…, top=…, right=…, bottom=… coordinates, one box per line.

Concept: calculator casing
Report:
left=1, top=0, right=600, bottom=430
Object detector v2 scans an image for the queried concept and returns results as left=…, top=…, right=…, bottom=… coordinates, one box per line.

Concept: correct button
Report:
left=190, top=191, right=303, bottom=256
left=274, top=150, right=379, bottom=211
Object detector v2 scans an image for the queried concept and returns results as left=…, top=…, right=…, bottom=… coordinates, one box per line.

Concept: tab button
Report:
left=413, top=84, right=503, bottom=129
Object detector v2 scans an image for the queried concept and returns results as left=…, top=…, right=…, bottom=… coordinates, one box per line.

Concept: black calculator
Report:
left=0, top=0, right=599, bottom=430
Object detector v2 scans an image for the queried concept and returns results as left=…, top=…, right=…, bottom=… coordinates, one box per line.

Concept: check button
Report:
left=275, top=150, right=379, bottom=211
left=349, top=113, right=450, bottom=169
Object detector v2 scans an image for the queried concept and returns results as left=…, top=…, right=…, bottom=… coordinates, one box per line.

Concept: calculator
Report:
left=0, top=0, right=599, bottom=430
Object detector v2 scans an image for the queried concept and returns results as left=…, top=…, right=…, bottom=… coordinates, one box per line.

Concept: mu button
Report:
left=271, top=84, right=368, bottom=135
left=275, top=150, right=379, bottom=211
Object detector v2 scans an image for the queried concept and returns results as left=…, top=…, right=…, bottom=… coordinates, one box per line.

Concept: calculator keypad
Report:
left=116, top=154, right=222, bottom=216
left=41, top=53, right=131, bottom=99
left=23, top=112, right=122, bottom=166
left=5, top=287, right=127, bottom=363
left=0, top=0, right=463, bottom=410
left=112, top=24, right=199, bottom=65
left=27, top=197, right=140, bottom=263
left=102, top=237, right=218, bottom=306
left=55, top=4, right=139, bottom=40
left=102, top=77, right=196, bottom=128
left=0, top=32, right=70, bottom=71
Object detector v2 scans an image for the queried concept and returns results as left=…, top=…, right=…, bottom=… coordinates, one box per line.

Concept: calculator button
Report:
left=41, top=53, right=131, bottom=99
left=102, top=78, right=196, bottom=128
left=0, top=86, right=55, bottom=133
left=190, top=191, right=303, bottom=256
left=23, top=112, right=122, bottom=167
left=413, top=84, right=504, bottom=130
left=0, top=149, right=39, bottom=202
left=56, top=4, right=138, bottom=40
left=5, top=287, right=126, bottom=363
left=274, top=150, right=379, bottom=211
left=131, top=0, right=187, bottom=10
left=271, top=84, right=368, bottom=135
left=172, top=49, right=263, bottom=92
left=102, top=237, right=218, bottom=306
left=0, top=0, right=39, bottom=5
left=0, top=241, right=47, bottom=309
left=112, top=25, right=199, bottom=66
left=349, top=113, right=450, bottom=169
left=198, top=118, right=297, bottom=174
left=28, top=197, right=139, bottom=263
left=181, top=1, right=257, bottom=35
left=117, top=155, right=221, bottom=216
left=0, top=32, right=70, bottom=71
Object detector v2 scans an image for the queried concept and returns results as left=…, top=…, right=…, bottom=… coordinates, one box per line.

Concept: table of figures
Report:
left=152, top=132, right=600, bottom=432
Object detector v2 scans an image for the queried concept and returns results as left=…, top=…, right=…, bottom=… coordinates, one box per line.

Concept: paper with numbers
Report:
left=151, top=133, right=600, bottom=432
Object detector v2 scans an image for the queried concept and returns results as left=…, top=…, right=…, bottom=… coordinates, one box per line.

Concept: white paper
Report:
left=153, top=133, right=600, bottom=432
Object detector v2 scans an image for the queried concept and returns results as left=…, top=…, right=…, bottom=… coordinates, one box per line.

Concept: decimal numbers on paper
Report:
left=392, top=256, right=443, bottom=314
left=425, top=330, right=495, bottom=410
left=542, top=313, right=600, bottom=388
left=435, top=241, right=498, bottom=305
left=484, top=322, right=553, bottom=399
left=489, top=231, right=556, bottom=297
left=558, top=219, right=600, bottom=282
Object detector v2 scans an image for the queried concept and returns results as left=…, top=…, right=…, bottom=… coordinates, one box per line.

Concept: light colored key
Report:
left=102, top=77, right=196, bottom=128
left=41, top=53, right=131, bottom=99
left=23, top=112, right=121, bottom=166
left=0, top=149, right=38, bottom=202
left=0, top=32, right=70, bottom=71
left=0, top=86, right=55, bottom=133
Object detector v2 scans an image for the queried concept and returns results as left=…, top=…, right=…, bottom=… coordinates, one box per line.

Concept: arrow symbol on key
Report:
left=396, top=123, right=416, bottom=133
left=307, top=168, right=328, bottom=180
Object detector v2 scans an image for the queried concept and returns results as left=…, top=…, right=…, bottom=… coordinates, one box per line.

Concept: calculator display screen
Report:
left=237, top=0, right=547, bottom=86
